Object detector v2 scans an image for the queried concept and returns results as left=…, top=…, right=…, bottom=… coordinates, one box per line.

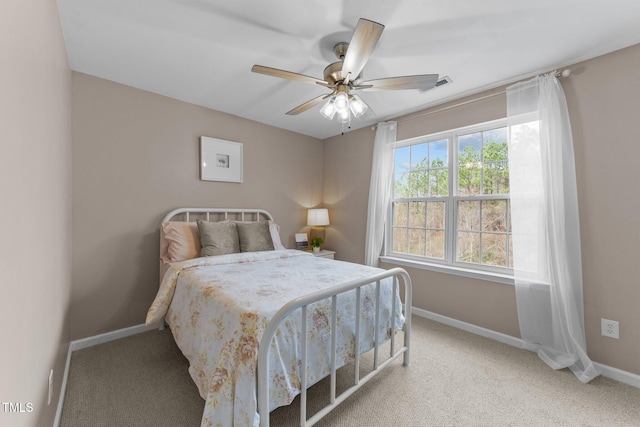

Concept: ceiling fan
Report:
left=251, top=18, right=439, bottom=123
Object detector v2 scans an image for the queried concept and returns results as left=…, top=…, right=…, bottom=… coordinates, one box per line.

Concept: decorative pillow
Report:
left=236, top=221, right=274, bottom=252
left=161, top=221, right=201, bottom=263
left=197, top=220, right=240, bottom=256
left=231, top=220, right=286, bottom=250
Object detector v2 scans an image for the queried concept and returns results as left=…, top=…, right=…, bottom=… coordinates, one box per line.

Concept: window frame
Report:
left=384, top=118, right=514, bottom=282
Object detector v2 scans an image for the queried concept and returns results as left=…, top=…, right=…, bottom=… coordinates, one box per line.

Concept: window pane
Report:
left=429, top=168, right=448, bottom=196
left=481, top=233, right=507, bottom=267
left=458, top=201, right=480, bottom=231
left=458, top=133, right=482, bottom=195
left=481, top=200, right=507, bottom=232
left=426, top=139, right=449, bottom=197
left=411, top=143, right=429, bottom=171
left=393, top=202, right=408, bottom=226
left=427, top=202, right=445, bottom=229
left=458, top=165, right=481, bottom=196
left=482, top=160, right=509, bottom=194
left=409, top=229, right=426, bottom=256
left=393, top=228, right=407, bottom=253
left=407, top=171, right=428, bottom=197
left=457, top=231, right=479, bottom=263
left=409, top=202, right=426, bottom=227
left=427, top=230, right=445, bottom=259
left=458, top=132, right=482, bottom=164
left=394, top=146, right=410, bottom=173
left=483, top=127, right=508, bottom=155
left=482, top=128, right=508, bottom=194
left=430, top=139, right=448, bottom=165
left=394, top=172, right=409, bottom=198
left=458, top=132, right=482, bottom=195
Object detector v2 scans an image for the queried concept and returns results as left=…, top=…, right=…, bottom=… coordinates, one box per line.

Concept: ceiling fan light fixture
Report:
left=319, top=98, right=336, bottom=120
left=334, top=92, right=349, bottom=115
left=349, top=94, right=368, bottom=118
left=337, top=108, right=350, bottom=123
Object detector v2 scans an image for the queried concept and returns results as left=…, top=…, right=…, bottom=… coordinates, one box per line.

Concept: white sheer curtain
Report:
left=507, top=73, right=598, bottom=383
left=364, top=121, right=397, bottom=266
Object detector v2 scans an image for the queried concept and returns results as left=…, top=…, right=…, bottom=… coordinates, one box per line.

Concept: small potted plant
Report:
left=310, top=236, right=324, bottom=253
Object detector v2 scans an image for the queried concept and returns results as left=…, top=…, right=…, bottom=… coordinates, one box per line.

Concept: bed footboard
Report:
left=257, top=267, right=412, bottom=427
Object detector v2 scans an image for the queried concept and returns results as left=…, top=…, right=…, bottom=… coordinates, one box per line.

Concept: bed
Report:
left=146, top=208, right=412, bottom=427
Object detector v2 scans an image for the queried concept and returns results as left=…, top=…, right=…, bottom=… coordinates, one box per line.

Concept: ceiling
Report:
left=57, top=0, right=640, bottom=140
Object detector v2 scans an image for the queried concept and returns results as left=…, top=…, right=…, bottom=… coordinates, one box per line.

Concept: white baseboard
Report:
left=53, top=322, right=162, bottom=427
left=53, top=343, right=72, bottom=427
left=70, top=322, right=161, bottom=351
left=594, top=362, right=640, bottom=388
left=411, top=306, right=538, bottom=351
left=411, top=306, right=640, bottom=389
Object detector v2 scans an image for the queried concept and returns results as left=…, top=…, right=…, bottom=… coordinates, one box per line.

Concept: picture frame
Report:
left=295, top=233, right=309, bottom=250
left=200, top=136, right=243, bottom=183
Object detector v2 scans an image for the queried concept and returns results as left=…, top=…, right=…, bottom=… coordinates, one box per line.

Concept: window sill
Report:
left=379, top=256, right=514, bottom=285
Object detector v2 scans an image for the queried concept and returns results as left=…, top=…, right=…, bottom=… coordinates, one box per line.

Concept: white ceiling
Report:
left=57, top=0, right=640, bottom=140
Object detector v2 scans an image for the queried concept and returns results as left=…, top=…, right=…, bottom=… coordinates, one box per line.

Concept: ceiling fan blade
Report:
left=359, top=74, right=439, bottom=91
left=341, top=18, right=384, bottom=83
left=286, top=94, right=330, bottom=115
left=252, top=65, right=326, bottom=86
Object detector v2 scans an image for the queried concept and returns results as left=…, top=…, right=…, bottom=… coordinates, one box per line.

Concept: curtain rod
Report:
left=373, top=68, right=572, bottom=128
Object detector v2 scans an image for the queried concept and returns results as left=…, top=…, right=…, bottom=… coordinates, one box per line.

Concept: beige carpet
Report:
left=60, top=316, right=640, bottom=426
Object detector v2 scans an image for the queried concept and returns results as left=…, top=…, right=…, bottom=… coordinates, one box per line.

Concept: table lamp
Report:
left=307, top=208, right=330, bottom=249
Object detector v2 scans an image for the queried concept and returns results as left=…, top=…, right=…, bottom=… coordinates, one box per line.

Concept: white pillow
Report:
left=269, top=221, right=286, bottom=250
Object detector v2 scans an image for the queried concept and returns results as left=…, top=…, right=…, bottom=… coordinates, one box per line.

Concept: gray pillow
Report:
left=197, top=220, right=240, bottom=256
left=236, top=221, right=274, bottom=252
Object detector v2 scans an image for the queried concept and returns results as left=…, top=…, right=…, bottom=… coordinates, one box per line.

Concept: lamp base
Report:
left=309, top=226, right=326, bottom=248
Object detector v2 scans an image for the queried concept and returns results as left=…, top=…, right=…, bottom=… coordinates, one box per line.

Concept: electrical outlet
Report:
left=601, top=318, right=619, bottom=339
left=48, top=369, right=53, bottom=405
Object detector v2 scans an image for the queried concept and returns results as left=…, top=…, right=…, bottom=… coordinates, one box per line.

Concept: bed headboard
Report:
left=161, top=207, right=274, bottom=224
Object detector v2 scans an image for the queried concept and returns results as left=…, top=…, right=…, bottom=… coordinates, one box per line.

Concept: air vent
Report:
left=436, top=76, right=453, bottom=87
left=419, top=76, right=452, bottom=93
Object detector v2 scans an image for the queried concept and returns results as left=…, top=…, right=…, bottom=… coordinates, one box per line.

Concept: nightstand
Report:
left=310, top=249, right=335, bottom=259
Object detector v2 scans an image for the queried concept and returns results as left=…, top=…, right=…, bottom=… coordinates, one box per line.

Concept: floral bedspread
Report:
left=146, top=250, right=404, bottom=427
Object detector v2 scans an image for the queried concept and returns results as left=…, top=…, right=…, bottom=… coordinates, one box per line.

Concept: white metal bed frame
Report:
left=259, top=267, right=412, bottom=427
left=160, top=208, right=412, bottom=427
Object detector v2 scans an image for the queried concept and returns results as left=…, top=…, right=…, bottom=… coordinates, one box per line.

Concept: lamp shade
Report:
left=307, top=208, right=330, bottom=226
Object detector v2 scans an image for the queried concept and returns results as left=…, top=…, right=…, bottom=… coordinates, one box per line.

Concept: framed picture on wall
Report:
left=200, top=136, right=243, bottom=183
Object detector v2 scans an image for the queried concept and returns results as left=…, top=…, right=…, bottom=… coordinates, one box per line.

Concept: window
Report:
left=388, top=119, right=512, bottom=274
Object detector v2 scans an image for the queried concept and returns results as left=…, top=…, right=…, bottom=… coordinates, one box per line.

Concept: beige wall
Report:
left=0, top=1, right=72, bottom=426
left=565, top=45, right=640, bottom=374
left=324, top=44, right=640, bottom=375
left=71, top=73, right=323, bottom=340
